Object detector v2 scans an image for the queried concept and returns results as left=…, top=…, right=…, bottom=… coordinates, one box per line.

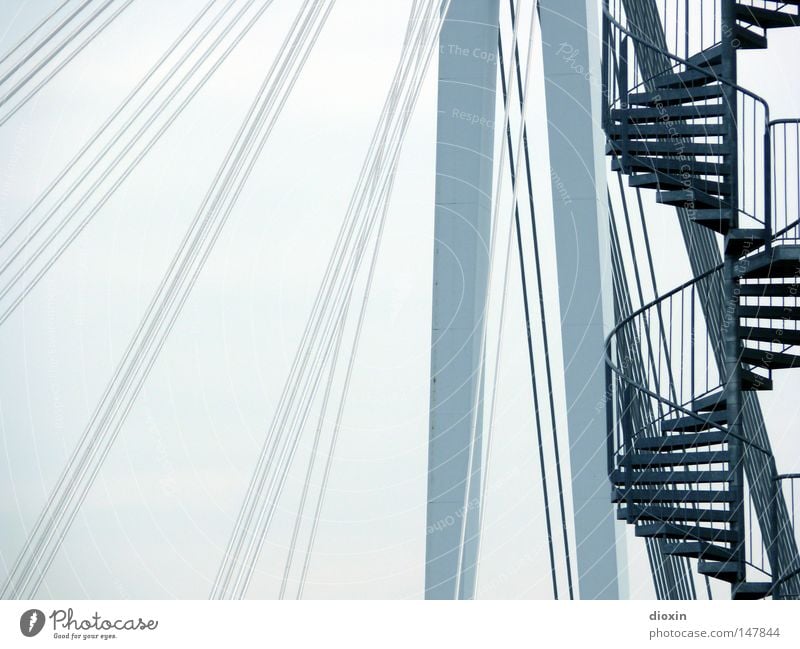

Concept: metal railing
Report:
left=771, top=474, right=800, bottom=597
left=603, top=3, right=773, bottom=235
left=607, top=1, right=800, bottom=64
left=607, top=267, right=725, bottom=466
left=601, top=2, right=800, bottom=597
left=770, top=119, right=800, bottom=245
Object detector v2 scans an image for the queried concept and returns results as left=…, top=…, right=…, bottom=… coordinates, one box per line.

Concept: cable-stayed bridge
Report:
left=0, top=0, right=799, bottom=600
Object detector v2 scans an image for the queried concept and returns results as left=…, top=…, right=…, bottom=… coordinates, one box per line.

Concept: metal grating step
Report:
left=739, top=305, right=800, bottom=320
left=736, top=5, right=800, bottom=29
left=634, top=522, right=737, bottom=544
left=611, top=469, right=731, bottom=485
left=613, top=487, right=735, bottom=504
left=627, top=450, right=731, bottom=468
left=619, top=505, right=734, bottom=524
left=663, top=540, right=735, bottom=562
left=698, top=560, right=740, bottom=583
left=661, top=410, right=728, bottom=433
left=628, top=85, right=724, bottom=107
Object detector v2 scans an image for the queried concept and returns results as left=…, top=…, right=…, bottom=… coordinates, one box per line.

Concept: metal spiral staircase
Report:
left=602, top=0, right=800, bottom=599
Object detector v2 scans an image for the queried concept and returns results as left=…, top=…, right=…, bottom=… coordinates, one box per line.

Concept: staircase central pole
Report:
left=720, top=0, right=747, bottom=593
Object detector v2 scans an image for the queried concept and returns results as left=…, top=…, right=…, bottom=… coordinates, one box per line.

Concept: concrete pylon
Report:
left=425, top=0, right=500, bottom=600
left=539, top=0, right=626, bottom=599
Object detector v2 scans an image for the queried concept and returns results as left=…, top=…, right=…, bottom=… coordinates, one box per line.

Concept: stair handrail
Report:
left=603, top=8, right=770, bottom=117
left=603, top=7, right=773, bottom=239
left=604, top=258, right=782, bottom=467
left=768, top=119, right=800, bottom=244
left=604, top=1, right=799, bottom=600
left=767, top=471, right=800, bottom=600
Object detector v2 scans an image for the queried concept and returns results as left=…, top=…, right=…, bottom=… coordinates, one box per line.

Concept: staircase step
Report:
left=619, top=505, right=734, bottom=524
left=698, top=560, right=740, bottom=583
left=654, top=66, right=722, bottom=89
left=736, top=245, right=800, bottom=279
left=687, top=44, right=723, bottom=68
left=611, top=155, right=730, bottom=176
left=629, top=172, right=730, bottom=197
left=733, top=581, right=772, bottom=600
left=725, top=228, right=768, bottom=256
left=635, top=522, right=737, bottom=543
left=733, top=24, right=769, bottom=50
left=690, top=209, right=732, bottom=234
left=657, top=189, right=729, bottom=210
left=607, top=140, right=728, bottom=157
left=634, top=430, right=727, bottom=451
left=736, top=5, right=800, bottom=29
left=741, top=347, right=800, bottom=370
left=740, top=305, right=800, bottom=320
left=664, top=540, right=734, bottom=561
left=739, top=282, right=800, bottom=298
left=692, top=392, right=726, bottom=413
left=611, top=469, right=731, bottom=485
left=612, top=104, right=728, bottom=123
left=628, top=85, right=724, bottom=107
left=661, top=410, right=728, bottom=433
left=742, top=368, right=773, bottom=391
left=628, top=450, right=730, bottom=468
left=609, top=122, right=727, bottom=138
left=613, top=487, right=735, bottom=504
left=741, top=326, right=800, bottom=346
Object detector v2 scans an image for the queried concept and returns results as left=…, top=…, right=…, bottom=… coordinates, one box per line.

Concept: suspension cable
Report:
left=0, top=0, right=73, bottom=69
left=453, top=0, right=528, bottom=600
left=0, top=0, right=139, bottom=126
left=0, top=0, right=269, bottom=326
left=1, top=0, right=326, bottom=599
left=211, top=0, right=446, bottom=600
left=284, top=0, right=425, bottom=599
left=507, top=0, right=575, bottom=599
left=489, top=24, right=558, bottom=600
left=0, top=0, right=94, bottom=87
left=0, top=0, right=129, bottom=110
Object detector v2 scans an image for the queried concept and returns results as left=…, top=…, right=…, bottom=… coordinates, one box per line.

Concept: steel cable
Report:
left=212, top=0, right=445, bottom=599
left=0, top=0, right=324, bottom=598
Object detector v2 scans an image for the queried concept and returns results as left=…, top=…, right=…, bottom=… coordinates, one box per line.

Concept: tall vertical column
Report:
left=425, top=0, right=500, bottom=600
left=720, top=0, right=746, bottom=593
left=539, top=0, right=623, bottom=599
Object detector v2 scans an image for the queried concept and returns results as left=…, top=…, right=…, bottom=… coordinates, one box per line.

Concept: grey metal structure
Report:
left=539, top=0, right=623, bottom=599
left=425, top=0, right=500, bottom=600
left=604, top=0, right=800, bottom=599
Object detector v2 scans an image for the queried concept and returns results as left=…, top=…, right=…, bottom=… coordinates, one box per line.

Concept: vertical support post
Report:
left=772, top=476, right=781, bottom=599
left=764, top=127, right=773, bottom=248
left=425, top=0, right=500, bottom=600
left=601, top=0, right=611, bottom=132
left=540, top=0, right=623, bottom=599
left=619, top=36, right=630, bottom=174
left=720, top=0, right=747, bottom=592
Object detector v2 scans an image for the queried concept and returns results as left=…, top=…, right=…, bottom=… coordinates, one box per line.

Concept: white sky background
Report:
left=0, top=0, right=798, bottom=600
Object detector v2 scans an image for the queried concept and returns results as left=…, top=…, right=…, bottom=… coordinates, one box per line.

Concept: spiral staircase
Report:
left=603, top=0, right=800, bottom=599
